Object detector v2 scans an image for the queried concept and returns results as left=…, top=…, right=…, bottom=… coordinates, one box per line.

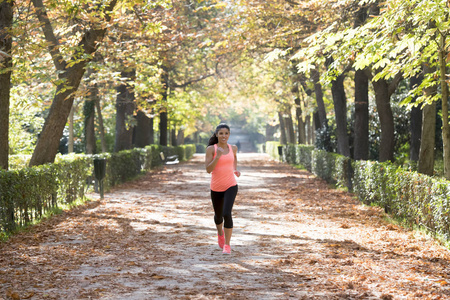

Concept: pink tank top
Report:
left=211, top=144, right=237, bottom=192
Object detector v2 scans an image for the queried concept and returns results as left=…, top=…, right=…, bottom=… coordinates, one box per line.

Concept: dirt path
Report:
left=2, top=153, right=450, bottom=299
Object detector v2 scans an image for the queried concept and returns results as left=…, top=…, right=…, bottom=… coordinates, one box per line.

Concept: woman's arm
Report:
left=232, top=145, right=241, bottom=177
left=205, top=145, right=223, bottom=173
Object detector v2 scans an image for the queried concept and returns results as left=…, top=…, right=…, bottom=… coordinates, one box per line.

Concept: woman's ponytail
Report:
left=208, top=134, right=218, bottom=146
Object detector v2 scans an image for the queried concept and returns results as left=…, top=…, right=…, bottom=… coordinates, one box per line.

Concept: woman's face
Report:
left=216, top=128, right=230, bottom=144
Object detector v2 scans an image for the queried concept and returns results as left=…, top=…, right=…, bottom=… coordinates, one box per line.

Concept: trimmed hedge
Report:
left=267, top=143, right=450, bottom=241
left=0, top=154, right=90, bottom=233
left=266, top=141, right=282, bottom=160
left=1, top=144, right=196, bottom=234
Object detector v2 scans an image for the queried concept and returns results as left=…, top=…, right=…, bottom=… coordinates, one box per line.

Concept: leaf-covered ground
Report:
left=1, top=153, right=450, bottom=300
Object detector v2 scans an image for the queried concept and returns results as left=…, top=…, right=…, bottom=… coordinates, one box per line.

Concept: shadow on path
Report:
left=1, top=153, right=450, bottom=299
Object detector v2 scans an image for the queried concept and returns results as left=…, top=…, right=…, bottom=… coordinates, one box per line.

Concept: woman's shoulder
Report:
left=206, top=145, right=215, bottom=152
left=230, top=144, right=238, bottom=152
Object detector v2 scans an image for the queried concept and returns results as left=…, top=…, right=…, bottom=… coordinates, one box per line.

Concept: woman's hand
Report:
left=216, top=147, right=225, bottom=157
left=234, top=170, right=241, bottom=177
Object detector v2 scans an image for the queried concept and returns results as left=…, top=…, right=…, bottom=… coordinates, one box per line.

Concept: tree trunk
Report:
left=439, top=34, right=450, bottom=179
left=295, top=97, right=306, bottom=144
left=177, top=129, right=184, bottom=145
left=418, top=104, right=436, bottom=175
left=331, top=73, right=351, bottom=157
left=278, top=110, right=287, bottom=144
left=159, top=65, right=169, bottom=146
left=29, top=0, right=118, bottom=166
left=135, top=110, right=153, bottom=148
left=95, top=98, right=107, bottom=153
left=311, top=68, right=327, bottom=129
left=114, top=69, right=136, bottom=152
left=418, top=64, right=437, bottom=175
left=0, top=1, right=13, bottom=170
left=171, top=126, right=177, bottom=146
left=68, top=105, right=74, bottom=153
left=353, top=69, right=369, bottom=160
left=285, top=107, right=296, bottom=144
left=305, top=114, right=314, bottom=145
left=409, top=72, right=423, bottom=162
left=84, top=83, right=97, bottom=154
left=372, top=79, right=395, bottom=162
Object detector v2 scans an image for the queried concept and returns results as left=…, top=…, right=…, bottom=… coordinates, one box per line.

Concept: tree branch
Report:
left=171, top=63, right=219, bottom=88
left=0, top=49, right=10, bottom=59
left=31, top=0, right=66, bottom=70
left=286, top=0, right=301, bottom=6
left=388, top=71, right=403, bottom=96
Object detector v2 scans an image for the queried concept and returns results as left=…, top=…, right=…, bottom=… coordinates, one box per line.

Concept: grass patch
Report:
left=0, top=196, right=94, bottom=243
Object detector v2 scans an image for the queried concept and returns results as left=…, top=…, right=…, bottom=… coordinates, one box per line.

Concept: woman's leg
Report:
left=211, top=190, right=225, bottom=235
left=222, top=185, right=238, bottom=246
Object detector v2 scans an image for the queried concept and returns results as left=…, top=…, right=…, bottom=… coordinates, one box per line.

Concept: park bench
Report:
left=160, top=152, right=179, bottom=165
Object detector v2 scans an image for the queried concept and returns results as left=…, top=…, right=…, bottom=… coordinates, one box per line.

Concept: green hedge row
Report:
left=0, top=155, right=91, bottom=233
left=1, top=144, right=196, bottom=234
left=267, top=143, right=450, bottom=241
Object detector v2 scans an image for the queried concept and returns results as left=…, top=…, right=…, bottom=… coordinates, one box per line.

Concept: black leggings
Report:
left=211, top=185, right=238, bottom=229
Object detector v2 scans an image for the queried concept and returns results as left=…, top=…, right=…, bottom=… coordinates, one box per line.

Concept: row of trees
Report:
left=1, top=0, right=449, bottom=180
left=0, top=0, right=247, bottom=169
left=250, top=0, right=450, bottom=179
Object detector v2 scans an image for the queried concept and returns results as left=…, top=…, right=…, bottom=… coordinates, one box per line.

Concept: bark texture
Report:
left=418, top=64, right=437, bottom=175
left=331, top=73, right=350, bottom=157
left=311, top=68, right=327, bottom=129
left=159, top=66, right=169, bottom=146
left=278, top=110, right=287, bottom=145
left=409, top=73, right=423, bottom=162
left=0, top=1, right=13, bottom=170
left=114, top=69, right=136, bottom=152
left=134, top=110, right=153, bottom=148
left=439, top=35, right=450, bottom=179
left=353, top=71, right=369, bottom=160
left=295, top=97, right=306, bottom=144
left=368, top=70, right=402, bottom=162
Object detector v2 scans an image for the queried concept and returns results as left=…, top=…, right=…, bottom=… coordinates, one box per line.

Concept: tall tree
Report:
left=438, top=32, right=450, bottom=179
left=115, top=69, right=136, bottom=152
left=134, top=110, right=153, bottom=148
left=310, top=68, right=327, bottom=130
left=418, top=64, right=437, bottom=175
left=331, top=70, right=351, bottom=157
left=354, top=69, right=369, bottom=160
left=409, top=73, right=423, bottom=162
left=29, top=0, right=118, bottom=166
left=84, top=68, right=97, bottom=154
left=352, top=5, right=370, bottom=161
left=278, top=110, right=287, bottom=145
left=367, top=70, right=403, bottom=162
left=0, top=0, right=12, bottom=170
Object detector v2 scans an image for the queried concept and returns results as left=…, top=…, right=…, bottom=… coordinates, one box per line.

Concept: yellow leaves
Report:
left=6, top=290, right=20, bottom=300
left=213, top=40, right=228, bottom=50
left=151, top=274, right=166, bottom=280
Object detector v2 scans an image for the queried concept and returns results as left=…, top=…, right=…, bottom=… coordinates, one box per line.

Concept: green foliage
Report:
left=295, top=145, right=314, bottom=172
left=266, top=141, right=282, bottom=161
left=195, top=143, right=207, bottom=153
left=353, top=159, right=450, bottom=241
left=0, top=155, right=90, bottom=233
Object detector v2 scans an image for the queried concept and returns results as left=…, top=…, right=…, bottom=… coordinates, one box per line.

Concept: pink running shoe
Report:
left=223, top=245, right=231, bottom=254
left=218, top=233, right=225, bottom=249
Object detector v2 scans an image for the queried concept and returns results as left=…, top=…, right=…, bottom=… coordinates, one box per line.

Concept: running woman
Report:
left=205, top=124, right=241, bottom=254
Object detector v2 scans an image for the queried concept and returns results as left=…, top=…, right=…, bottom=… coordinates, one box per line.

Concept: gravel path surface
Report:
left=2, top=153, right=450, bottom=299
